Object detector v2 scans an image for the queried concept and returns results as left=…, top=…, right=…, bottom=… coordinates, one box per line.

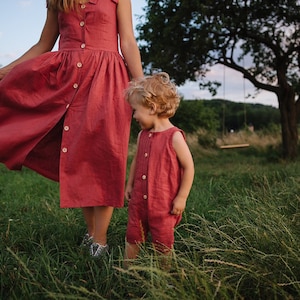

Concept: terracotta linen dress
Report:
left=0, top=0, right=132, bottom=208
left=126, top=127, right=183, bottom=249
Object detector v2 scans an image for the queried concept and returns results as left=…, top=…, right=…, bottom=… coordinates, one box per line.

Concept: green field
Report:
left=0, top=144, right=299, bottom=299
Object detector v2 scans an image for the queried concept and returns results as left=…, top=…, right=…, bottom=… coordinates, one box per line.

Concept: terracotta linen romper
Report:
left=126, top=127, right=183, bottom=249
left=0, top=0, right=132, bottom=208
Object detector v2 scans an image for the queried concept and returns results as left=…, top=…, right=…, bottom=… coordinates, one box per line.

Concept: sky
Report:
left=0, top=0, right=278, bottom=107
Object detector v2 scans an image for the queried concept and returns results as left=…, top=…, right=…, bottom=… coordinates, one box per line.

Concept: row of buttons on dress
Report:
left=142, top=152, right=148, bottom=199
left=73, top=5, right=85, bottom=92
left=72, top=63, right=83, bottom=88
left=79, top=3, right=86, bottom=49
left=62, top=3, right=86, bottom=155
left=61, top=125, right=70, bottom=153
left=141, top=133, right=153, bottom=200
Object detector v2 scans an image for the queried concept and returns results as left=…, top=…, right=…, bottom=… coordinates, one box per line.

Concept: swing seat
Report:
left=220, top=143, right=250, bottom=149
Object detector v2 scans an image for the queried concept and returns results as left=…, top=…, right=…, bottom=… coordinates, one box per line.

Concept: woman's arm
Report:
left=0, top=8, right=59, bottom=80
left=124, top=152, right=137, bottom=201
left=117, top=0, right=144, bottom=79
left=125, top=132, right=141, bottom=200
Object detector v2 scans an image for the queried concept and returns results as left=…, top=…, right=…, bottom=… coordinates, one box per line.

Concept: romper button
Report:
left=62, top=147, right=68, bottom=153
left=81, top=43, right=86, bottom=49
left=64, top=126, right=70, bottom=131
left=66, top=104, right=70, bottom=109
left=144, top=152, right=148, bottom=157
left=73, top=83, right=78, bottom=89
left=142, top=175, right=146, bottom=180
left=148, top=133, right=152, bottom=137
left=143, top=195, right=148, bottom=200
left=81, top=4, right=86, bottom=9
left=79, top=21, right=85, bottom=27
left=77, top=62, right=83, bottom=68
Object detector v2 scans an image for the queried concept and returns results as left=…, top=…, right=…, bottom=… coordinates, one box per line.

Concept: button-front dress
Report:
left=126, top=127, right=183, bottom=249
left=0, top=0, right=132, bottom=208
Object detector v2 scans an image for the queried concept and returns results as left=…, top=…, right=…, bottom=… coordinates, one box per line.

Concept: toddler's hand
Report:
left=171, top=196, right=186, bottom=215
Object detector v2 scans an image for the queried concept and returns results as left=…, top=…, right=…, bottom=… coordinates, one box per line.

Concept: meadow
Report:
left=0, top=133, right=299, bottom=299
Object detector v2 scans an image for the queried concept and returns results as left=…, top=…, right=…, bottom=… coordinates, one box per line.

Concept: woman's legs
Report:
left=82, top=206, right=114, bottom=245
left=93, top=206, right=114, bottom=245
left=82, top=207, right=95, bottom=237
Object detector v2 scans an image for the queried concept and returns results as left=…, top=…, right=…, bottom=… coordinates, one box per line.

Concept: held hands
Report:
left=171, top=196, right=187, bottom=215
left=125, top=184, right=133, bottom=201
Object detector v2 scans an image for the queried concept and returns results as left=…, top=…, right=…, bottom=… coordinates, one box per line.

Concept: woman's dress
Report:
left=0, top=0, right=131, bottom=208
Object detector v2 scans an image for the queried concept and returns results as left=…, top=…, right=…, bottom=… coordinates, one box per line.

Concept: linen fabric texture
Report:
left=126, top=127, right=184, bottom=249
left=0, top=0, right=131, bottom=208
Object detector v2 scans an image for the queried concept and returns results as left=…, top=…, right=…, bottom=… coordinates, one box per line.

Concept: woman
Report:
left=0, top=0, right=143, bottom=258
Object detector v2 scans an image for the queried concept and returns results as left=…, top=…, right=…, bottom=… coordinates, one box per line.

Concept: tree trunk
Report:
left=278, top=87, right=298, bottom=160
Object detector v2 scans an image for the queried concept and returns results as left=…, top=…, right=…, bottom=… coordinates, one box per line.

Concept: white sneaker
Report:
left=90, top=242, right=109, bottom=258
left=80, top=233, right=94, bottom=248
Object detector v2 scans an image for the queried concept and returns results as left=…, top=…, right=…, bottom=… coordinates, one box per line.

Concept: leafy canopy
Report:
left=138, top=0, right=300, bottom=98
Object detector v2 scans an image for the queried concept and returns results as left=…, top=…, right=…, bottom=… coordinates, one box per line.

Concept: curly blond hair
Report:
left=125, top=72, right=180, bottom=118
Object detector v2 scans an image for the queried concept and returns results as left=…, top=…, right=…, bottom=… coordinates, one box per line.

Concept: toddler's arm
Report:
left=171, top=131, right=194, bottom=215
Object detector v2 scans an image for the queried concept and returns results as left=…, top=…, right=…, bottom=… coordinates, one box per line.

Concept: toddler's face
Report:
left=130, top=101, right=154, bottom=130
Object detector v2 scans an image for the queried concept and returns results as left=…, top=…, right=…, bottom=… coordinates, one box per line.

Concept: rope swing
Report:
left=220, top=64, right=250, bottom=149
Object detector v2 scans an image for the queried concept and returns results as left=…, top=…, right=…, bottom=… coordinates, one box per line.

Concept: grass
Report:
left=0, top=140, right=300, bottom=299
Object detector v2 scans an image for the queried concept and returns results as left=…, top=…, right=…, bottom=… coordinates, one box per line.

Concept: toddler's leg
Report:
left=153, top=243, right=173, bottom=271
left=123, top=241, right=140, bottom=269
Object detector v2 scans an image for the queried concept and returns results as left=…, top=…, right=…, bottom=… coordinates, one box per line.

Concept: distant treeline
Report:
left=172, top=99, right=281, bottom=133
left=130, top=99, right=281, bottom=139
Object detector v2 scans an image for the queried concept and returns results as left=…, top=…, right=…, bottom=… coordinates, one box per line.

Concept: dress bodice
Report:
left=58, top=0, right=119, bottom=52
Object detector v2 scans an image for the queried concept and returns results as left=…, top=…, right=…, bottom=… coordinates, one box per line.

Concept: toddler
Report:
left=124, top=72, right=194, bottom=267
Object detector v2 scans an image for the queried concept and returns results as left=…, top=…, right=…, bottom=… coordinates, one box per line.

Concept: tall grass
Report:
left=0, top=143, right=299, bottom=299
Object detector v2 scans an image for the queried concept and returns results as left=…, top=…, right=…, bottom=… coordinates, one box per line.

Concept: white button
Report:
left=148, top=133, right=152, bottom=137
left=62, top=147, right=68, bottom=153
left=73, top=83, right=78, bottom=89
left=81, top=43, right=86, bottom=49
left=66, top=104, right=70, bottom=109
left=144, top=153, right=148, bottom=157
left=79, top=21, right=85, bottom=27
left=81, top=4, right=86, bottom=9
left=77, top=62, right=83, bottom=68
left=143, top=195, right=148, bottom=200
left=64, top=126, right=70, bottom=131
left=142, top=175, right=146, bottom=180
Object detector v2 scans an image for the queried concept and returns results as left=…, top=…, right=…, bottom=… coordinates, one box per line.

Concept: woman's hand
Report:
left=125, top=184, right=133, bottom=201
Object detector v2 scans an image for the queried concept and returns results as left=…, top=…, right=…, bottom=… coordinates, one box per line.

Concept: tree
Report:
left=172, top=100, right=219, bottom=133
left=137, top=0, right=300, bottom=159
